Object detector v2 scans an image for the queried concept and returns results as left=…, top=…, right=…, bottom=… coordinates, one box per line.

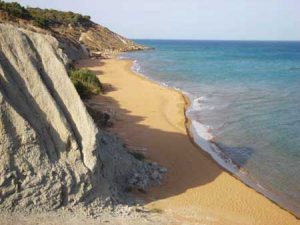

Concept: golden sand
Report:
left=79, top=58, right=300, bottom=225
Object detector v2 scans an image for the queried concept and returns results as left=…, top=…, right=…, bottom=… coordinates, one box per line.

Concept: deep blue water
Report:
left=122, top=40, right=300, bottom=215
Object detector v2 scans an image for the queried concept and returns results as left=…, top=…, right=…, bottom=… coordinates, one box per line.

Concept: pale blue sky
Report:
left=12, top=0, right=300, bottom=40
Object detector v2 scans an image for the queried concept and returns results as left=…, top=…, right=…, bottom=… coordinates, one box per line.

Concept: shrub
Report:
left=0, top=1, right=91, bottom=28
left=27, top=7, right=91, bottom=26
left=32, top=16, right=48, bottom=28
left=129, top=151, right=145, bottom=161
left=0, top=1, right=31, bottom=19
left=69, top=68, right=102, bottom=99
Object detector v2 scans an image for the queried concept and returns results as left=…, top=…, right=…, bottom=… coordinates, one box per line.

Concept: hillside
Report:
left=0, top=1, right=149, bottom=60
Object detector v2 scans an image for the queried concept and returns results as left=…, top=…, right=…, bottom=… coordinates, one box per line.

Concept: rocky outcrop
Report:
left=78, top=24, right=148, bottom=54
left=0, top=24, right=163, bottom=212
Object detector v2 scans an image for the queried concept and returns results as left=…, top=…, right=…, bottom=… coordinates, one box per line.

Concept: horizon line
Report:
left=130, top=38, right=300, bottom=42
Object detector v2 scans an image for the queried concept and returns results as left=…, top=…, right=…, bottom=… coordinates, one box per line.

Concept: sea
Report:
left=121, top=40, right=300, bottom=216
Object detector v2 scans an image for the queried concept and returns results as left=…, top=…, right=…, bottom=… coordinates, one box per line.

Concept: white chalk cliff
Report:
left=0, top=24, right=162, bottom=212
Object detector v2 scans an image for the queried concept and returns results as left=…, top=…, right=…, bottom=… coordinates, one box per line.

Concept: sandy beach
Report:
left=78, top=58, right=300, bottom=225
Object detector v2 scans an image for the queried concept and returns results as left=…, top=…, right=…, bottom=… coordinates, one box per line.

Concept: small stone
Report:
left=159, top=167, right=168, bottom=173
left=151, top=170, right=160, bottom=180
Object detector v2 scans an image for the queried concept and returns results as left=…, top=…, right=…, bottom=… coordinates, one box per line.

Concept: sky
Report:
left=11, top=0, right=300, bottom=41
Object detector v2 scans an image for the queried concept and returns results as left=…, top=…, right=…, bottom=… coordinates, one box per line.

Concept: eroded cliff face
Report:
left=0, top=23, right=103, bottom=211
left=0, top=24, right=163, bottom=212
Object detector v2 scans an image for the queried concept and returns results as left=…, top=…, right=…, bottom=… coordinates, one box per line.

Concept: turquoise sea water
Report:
left=122, top=40, right=300, bottom=216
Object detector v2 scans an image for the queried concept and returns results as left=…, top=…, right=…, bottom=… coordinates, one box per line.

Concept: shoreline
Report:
left=183, top=91, right=300, bottom=219
left=126, top=57, right=300, bottom=219
left=78, top=59, right=299, bottom=224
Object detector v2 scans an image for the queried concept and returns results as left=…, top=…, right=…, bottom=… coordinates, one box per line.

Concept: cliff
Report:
left=0, top=23, right=162, bottom=213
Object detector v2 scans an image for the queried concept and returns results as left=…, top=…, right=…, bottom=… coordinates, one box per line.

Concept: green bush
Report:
left=69, top=68, right=102, bottom=99
left=129, top=151, right=145, bottom=161
left=32, top=16, right=48, bottom=28
left=27, top=7, right=91, bottom=26
left=0, top=1, right=31, bottom=19
left=0, top=1, right=91, bottom=27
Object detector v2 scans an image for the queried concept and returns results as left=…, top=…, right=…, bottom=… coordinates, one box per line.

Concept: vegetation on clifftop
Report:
left=0, top=1, right=31, bottom=19
left=0, top=1, right=91, bottom=28
left=28, top=8, right=91, bottom=27
left=69, top=68, right=102, bottom=99
left=0, top=1, right=148, bottom=53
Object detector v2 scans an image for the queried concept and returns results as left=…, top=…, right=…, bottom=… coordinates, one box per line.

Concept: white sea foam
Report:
left=118, top=55, right=126, bottom=59
left=190, top=96, right=214, bottom=112
left=189, top=119, right=240, bottom=174
left=174, top=86, right=182, bottom=91
left=161, top=82, right=169, bottom=87
left=190, top=120, right=215, bottom=156
left=132, top=60, right=141, bottom=73
left=191, top=97, right=203, bottom=111
left=191, top=120, right=214, bottom=141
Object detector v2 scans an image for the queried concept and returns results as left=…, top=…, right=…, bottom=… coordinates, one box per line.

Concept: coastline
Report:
left=78, top=57, right=300, bottom=225
left=183, top=90, right=300, bottom=219
left=128, top=56, right=300, bottom=218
